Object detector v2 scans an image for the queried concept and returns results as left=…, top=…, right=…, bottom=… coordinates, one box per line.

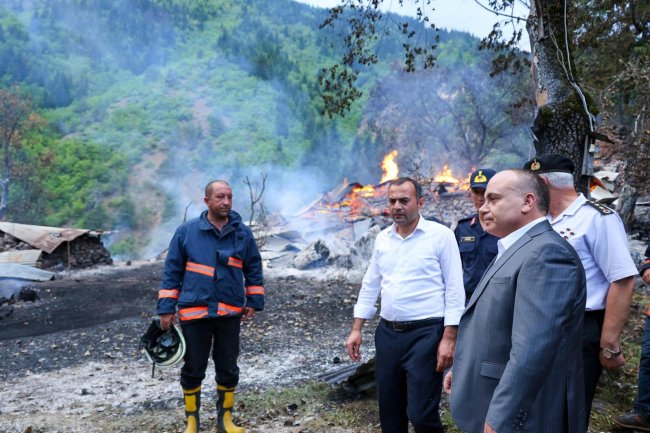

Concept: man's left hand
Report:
left=600, top=351, right=626, bottom=369
left=484, top=422, right=498, bottom=433
left=436, top=326, right=457, bottom=372
left=242, top=307, right=256, bottom=321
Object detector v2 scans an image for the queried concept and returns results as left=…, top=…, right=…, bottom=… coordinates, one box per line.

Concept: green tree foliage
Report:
left=0, top=0, right=539, bottom=256
left=0, top=87, right=33, bottom=219
left=26, top=136, right=128, bottom=229
left=0, top=94, right=128, bottom=229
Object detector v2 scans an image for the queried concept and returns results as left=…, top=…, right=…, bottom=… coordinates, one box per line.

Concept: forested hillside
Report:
left=0, top=0, right=533, bottom=258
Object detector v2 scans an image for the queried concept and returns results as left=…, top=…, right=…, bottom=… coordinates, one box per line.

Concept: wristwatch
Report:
left=600, top=347, right=622, bottom=359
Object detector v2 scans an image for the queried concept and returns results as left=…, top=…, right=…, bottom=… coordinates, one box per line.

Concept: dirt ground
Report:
left=1, top=231, right=649, bottom=433
left=0, top=261, right=378, bottom=433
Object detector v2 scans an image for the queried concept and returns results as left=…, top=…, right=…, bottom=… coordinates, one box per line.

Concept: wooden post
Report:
left=67, top=241, right=71, bottom=270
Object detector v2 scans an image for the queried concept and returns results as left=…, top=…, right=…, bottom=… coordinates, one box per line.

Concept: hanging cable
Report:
left=563, top=0, right=595, bottom=132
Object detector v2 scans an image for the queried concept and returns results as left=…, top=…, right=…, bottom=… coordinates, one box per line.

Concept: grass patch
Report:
left=236, top=382, right=381, bottom=432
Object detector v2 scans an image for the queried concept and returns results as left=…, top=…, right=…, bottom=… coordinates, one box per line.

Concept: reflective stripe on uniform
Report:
left=217, top=303, right=243, bottom=316
left=159, top=288, right=180, bottom=299
left=179, top=306, right=209, bottom=321
left=186, top=262, right=215, bottom=277
left=228, top=257, right=243, bottom=268
left=245, top=285, right=264, bottom=296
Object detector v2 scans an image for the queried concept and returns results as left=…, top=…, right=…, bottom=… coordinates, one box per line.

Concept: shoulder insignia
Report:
left=585, top=200, right=614, bottom=215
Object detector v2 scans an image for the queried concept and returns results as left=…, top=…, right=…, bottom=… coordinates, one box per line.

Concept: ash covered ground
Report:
left=1, top=201, right=648, bottom=433
left=0, top=261, right=378, bottom=433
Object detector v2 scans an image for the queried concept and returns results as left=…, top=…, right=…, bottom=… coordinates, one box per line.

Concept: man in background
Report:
left=454, top=168, right=499, bottom=301
left=524, top=154, right=637, bottom=424
left=613, top=245, right=650, bottom=431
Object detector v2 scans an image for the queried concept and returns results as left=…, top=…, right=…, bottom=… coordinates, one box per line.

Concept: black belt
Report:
left=584, top=310, right=605, bottom=318
left=381, top=317, right=442, bottom=332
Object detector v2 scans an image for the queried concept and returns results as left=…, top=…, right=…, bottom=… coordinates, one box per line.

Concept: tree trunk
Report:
left=527, top=0, right=592, bottom=193
left=616, top=183, right=638, bottom=231
left=0, top=178, right=8, bottom=220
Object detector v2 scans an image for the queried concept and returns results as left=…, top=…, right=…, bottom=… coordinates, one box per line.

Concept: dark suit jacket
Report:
left=450, top=220, right=586, bottom=433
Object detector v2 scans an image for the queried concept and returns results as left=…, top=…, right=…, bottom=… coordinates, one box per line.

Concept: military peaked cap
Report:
left=469, top=168, right=496, bottom=189
left=523, top=153, right=575, bottom=174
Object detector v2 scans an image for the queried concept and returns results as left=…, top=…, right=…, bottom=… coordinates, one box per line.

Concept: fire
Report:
left=380, top=150, right=399, bottom=184
left=433, top=165, right=476, bottom=193
left=354, top=184, right=376, bottom=198
left=459, top=168, right=475, bottom=191
left=434, top=165, right=460, bottom=185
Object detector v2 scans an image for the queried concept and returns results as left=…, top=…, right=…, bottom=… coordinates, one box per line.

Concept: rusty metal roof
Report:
left=0, top=222, right=91, bottom=254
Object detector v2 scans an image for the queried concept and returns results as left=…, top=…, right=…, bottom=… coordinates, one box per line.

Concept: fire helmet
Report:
left=140, top=316, right=186, bottom=369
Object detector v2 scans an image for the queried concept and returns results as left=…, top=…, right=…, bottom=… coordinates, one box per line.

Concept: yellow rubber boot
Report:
left=183, top=385, right=201, bottom=433
left=216, top=384, right=245, bottom=433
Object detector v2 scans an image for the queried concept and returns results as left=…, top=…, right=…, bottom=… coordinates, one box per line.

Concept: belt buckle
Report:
left=392, top=321, right=409, bottom=331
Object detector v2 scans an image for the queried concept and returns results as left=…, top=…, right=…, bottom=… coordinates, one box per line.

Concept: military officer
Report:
left=524, top=153, right=638, bottom=426
left=454, top=168, right=499, bottom=300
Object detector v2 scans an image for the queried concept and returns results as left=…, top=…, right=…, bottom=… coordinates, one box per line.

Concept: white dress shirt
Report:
left=547, top=194, right=637, bottom=310
left=353, top=215, right=465, bottom=326
left=496, top=217, right=547, bottom=260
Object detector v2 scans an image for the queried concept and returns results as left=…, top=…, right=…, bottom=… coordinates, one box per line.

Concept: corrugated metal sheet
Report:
left=318, top=357, right=376, bottom=392
left=0, top=263, right=53, bottom=281
left=0, top=222, right=90, bottom=254
left=0, top=249, right=43, bottom=266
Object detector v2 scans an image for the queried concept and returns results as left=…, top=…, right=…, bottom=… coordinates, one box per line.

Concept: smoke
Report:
left=5, top=1, right=534, bottom=260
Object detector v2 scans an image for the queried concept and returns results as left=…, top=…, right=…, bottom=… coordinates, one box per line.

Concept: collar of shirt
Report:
left=388, top=213, right=427, bottom=239
left=548, top=193, right=586, bottom=223
left=497, top=217, right=547, bottom=259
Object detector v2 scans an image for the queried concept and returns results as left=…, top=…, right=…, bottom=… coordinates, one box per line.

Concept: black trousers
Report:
left=374, top=318, right=445, bottom=433
left=180, top=316, right=241, bottom=390
left=583, top=309, right=605, bottom=426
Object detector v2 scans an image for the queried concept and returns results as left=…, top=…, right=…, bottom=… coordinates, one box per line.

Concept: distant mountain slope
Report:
left=0, top=0, right=532, bottom=258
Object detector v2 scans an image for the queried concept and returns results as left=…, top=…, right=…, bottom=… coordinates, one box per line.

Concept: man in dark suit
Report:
left=445, top=169, right=587, bottom=433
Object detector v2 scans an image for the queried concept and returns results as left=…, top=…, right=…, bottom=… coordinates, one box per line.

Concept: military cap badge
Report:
left=474, top=171, right=487, bottom=183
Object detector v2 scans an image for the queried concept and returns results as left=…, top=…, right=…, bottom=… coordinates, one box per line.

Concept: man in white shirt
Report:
left=523, top=153, right=638, bottom=425
left=345, top=177, right=464, bottom=433
left=446, top=169, right=586, bottom=433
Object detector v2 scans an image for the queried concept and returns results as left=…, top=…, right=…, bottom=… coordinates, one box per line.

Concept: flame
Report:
left=434, top=165, right=461, bottom=185
left=380, top=150, right=399, bottom=184
left=354, top=184, right=376, bottom=197
left=459, top=168, right=475, bottom=191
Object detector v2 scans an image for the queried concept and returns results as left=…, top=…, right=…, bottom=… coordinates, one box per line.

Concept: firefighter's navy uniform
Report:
left=157, top=209, right=264, bottom=433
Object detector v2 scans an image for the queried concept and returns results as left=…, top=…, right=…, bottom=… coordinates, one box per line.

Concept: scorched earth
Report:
left=0, top=261, right=379, bottom=433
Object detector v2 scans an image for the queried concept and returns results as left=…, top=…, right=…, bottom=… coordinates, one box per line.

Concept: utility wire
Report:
left=563, top=0, right=595, bottom=132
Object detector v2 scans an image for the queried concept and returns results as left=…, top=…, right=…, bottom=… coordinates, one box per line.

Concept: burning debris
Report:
left=261, top=151, right=476, bottom=275
left=267, top=148, right=639, bottom=279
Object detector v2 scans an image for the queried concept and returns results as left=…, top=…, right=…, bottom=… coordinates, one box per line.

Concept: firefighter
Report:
left=157, top=180, right=264, bottom=433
